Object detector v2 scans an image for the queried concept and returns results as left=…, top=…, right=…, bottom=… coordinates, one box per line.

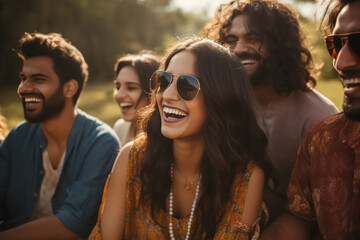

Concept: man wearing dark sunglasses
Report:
left=203, top=0, right=338, bottom=223
left=260, top=0, right=360, bottom=239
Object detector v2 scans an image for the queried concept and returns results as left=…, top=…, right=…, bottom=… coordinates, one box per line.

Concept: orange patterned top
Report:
left=89, top=142, right=268, bottom=240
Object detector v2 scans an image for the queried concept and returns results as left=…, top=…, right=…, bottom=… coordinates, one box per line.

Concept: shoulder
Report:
left=295, top=89, right=339, bottom=114
left=303, top=112, right=345, bottom=140
left=74, top=109, right=120, bottom=146
left=112, top=141, right=134, bottom=173
left=9, top=120, right=38, bottom=134
left=113, top=118, right=129, bottom=129
left=113, top=118, right=134, bottom=144
left=245, top=164, right=264, bottom=190
left=250, top=166, right=264, bottom=181
left=293, top=89, right=339, bottom=114
left=112, top=139, right=145, bottom=172
left=2, top=121, right=40, bottom=144
left=232, top=163, right=264, bottom=196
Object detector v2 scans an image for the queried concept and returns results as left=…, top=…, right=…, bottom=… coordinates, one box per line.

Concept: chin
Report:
left=344, top=108, right=360, bottom=122
left=343, top=99, right=360, bottom=121
left=161, top=128, right=177, bottom=139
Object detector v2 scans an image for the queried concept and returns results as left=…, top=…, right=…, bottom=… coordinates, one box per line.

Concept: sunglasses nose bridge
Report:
left=162, top=76, right=180, bottom=100
left=340, top=36, right=349, bottom=48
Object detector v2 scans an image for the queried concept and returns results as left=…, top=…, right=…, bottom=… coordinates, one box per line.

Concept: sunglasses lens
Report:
left=349, top=33, right=360, bottom=57
left=177, top=75, right=200, bottom=101
left=326, top=36, right=338, bottom=59
left=333, top=36, right=344, bottom=57
left=326, top=33, right=360, bottom=59
left=150, top=71, right=171, bottom=93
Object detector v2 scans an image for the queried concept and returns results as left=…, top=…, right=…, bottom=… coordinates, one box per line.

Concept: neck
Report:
left=41, top=103, right=77, bottom=146
left=252, top=83, right=287, bottom=111
left=172, top=136, right=204, bottom=177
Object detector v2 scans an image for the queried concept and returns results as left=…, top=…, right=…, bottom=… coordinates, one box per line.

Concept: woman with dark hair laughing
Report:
left=90, top=37, right=272, bottom=239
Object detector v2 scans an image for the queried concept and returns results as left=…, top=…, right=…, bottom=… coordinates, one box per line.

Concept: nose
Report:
left=114, top=86, right=126, bottom=102
left=233, top=38, right=249, bottom=56
left=334, top=41, right=359, bottom=72
left=18, top=79, right=33, bottom=95
left=161, top=78, right=179, bottom=101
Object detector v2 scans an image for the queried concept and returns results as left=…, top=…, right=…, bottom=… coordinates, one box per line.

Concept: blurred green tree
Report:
left=0, top=0, right=207, bottom=87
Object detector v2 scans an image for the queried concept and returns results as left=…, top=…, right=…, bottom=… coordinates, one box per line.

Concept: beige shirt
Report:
left=113, top=118, right=136, bottom=147
left=32, top=150, right=65, bottom=219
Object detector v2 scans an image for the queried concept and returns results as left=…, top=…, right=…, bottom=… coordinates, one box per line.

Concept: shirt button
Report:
left=39, top=170, right=44, bottom=175
left=342, top=139, right=346, bottom=143
left=34, top=192, right=38, bottom=197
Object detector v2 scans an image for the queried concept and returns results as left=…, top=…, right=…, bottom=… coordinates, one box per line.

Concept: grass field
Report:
left=0, top=79, right=343, bottom=130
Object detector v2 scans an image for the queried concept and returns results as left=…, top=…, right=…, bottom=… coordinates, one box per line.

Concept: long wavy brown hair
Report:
left=138, top=37, right=272, bottom=238
left=203, top=0, right=316, bottom=95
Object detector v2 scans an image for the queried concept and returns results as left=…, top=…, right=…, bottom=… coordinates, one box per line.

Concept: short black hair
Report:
left=17, top=32, right=88, bottom=104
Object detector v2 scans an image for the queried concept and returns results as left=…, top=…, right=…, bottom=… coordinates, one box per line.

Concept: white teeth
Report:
left=163, top=107, right=187, bottom=117
left=343, top=78, right=360, bottom=87
left=24, top=97, right=41, bottom=103
left=240, top=59, right=256, bottom=65
left=120, top=103, right=132, bottom=107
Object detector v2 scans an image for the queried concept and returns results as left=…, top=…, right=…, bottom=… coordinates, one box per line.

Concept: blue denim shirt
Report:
left=0, top=109, right=120, bottom=238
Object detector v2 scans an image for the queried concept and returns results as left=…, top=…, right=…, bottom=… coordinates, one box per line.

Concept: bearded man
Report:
left=261, top=0, right=360, bottom=238
left=0, top=33, right=120, bottom=239
left=203, top=0, right=339, bottom=221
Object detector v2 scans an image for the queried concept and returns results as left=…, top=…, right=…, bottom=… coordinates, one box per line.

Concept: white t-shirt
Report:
left=32, top=150, right=65, bottom=219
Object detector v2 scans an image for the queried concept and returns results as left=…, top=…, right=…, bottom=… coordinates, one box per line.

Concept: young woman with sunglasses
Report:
left=112, top=52, right=160, bottom=146
left=89, top=37, right=272, bottom=239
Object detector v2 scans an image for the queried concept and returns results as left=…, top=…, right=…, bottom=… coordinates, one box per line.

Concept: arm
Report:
left=241, top=166, right=264, bottom=227
left=100, top=142, right=132, bottom=240
left=213, top=166, right=266, bottom=239
left=0, top=216, right=82, bottom=240
left=259, top=213, right=313, bottom=240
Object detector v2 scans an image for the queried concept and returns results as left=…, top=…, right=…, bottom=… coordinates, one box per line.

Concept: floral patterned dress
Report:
left=89, top=141, right=268, bottom=239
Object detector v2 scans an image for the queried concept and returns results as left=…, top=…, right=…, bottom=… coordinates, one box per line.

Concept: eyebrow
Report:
left=225, top=32, right=258, bottom=39
left=114, top=80, right=141, bottom=85
left=20, top=73, right=49, bottom=78
left=223, top=34, right=238, bottom=40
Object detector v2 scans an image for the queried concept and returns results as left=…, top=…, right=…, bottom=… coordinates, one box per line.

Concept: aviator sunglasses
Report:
left=325, top=32, right=360, bottom=59
left=150, top=70, right=201, bottom=101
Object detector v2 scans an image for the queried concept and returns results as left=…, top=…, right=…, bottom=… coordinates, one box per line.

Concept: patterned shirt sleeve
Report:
left=285, top=130, right=317, bottom=223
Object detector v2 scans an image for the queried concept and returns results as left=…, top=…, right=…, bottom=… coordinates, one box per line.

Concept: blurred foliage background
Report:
left=0, top=0, right=342, bottom=129
left=0, top=0, right=207, bottom=87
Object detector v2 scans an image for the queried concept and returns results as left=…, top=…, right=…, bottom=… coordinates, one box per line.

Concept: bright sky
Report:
left=171, top=0, right=316, bottom=19
left=171, top=0, right=229, bottom=17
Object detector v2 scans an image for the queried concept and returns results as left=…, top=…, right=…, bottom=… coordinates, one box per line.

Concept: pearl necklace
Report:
left=169, top=164, right=201, bottom=240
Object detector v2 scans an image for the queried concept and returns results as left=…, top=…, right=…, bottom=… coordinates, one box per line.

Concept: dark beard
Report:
left=339, top=70, right=360, bottom=122
left=249, top=59, right=271, bottom=87
left=21, top=85, right=65, bottom=123
left=343, top=103, right=360, bottom=122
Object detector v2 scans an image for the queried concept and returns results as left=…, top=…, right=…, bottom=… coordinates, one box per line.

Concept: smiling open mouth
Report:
left=240, top=59, right=257, bottom=65
left=163, top=107, right=188, bottom=119
left=24, top=97, right=41, bottom=103
left=343, top=78, right=360, bottom=89
left=120, top=103, right=133, bottom=111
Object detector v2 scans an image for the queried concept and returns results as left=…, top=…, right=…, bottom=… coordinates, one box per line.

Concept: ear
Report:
left=63, top=79, right=79, bottom=99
